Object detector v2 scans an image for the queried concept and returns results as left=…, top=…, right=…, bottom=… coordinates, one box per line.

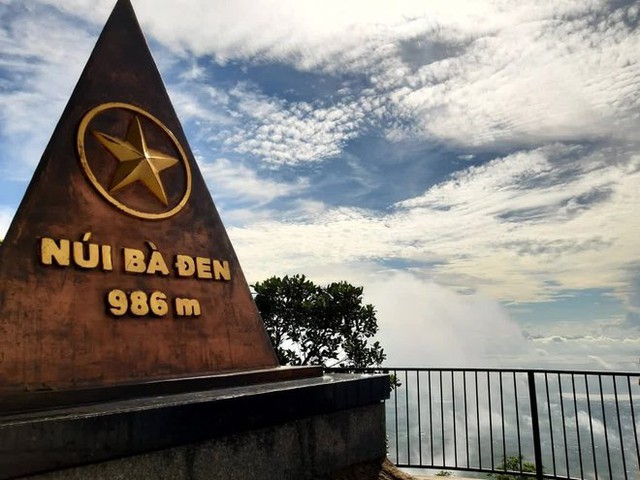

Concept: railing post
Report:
left=527, top=371, right=544, bottom=480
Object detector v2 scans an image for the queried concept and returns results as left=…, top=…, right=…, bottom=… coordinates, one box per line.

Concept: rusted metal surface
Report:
left=0, top=0, right=292, bottom=394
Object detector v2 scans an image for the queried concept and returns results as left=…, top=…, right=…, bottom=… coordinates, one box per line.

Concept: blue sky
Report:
left=0, top=0, right=639, bottom=369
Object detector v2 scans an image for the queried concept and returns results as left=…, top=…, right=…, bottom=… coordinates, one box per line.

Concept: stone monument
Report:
left=0, top=1, right=388, bottom=478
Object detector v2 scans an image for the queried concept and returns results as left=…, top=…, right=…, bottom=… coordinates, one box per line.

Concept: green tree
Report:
left=488, top=455, right=537, bottom=480
left=253, top=274, right=385, bottom=367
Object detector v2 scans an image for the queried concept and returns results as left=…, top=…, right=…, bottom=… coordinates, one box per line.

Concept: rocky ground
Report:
left=322, top=458, right=418, bottom=480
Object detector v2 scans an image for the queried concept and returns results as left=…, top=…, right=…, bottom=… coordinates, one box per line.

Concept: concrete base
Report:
left=26, top=403, right=385, bottom=480
left=1, top=373, right=389, bottom=479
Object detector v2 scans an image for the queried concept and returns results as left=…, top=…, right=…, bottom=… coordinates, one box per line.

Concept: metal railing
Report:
left=328, top=367, right=640, bottom=480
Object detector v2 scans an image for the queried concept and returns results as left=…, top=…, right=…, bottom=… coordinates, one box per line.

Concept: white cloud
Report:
left=26, top=0, right=639, bottom=155
left=0, top=3, right=95, bottom=177
left=0, top=207, right=14, bottom=239
left=125, top=0, right=603, bottom=72
left=127, top=0, right=640, bottom=150
left=368, top=271, right=640, bottom=368
left=3, top=0, right=636, bottom=171
left=199, top=157, right=308, bottom=206
left=222, top=85, right=367, bottom=165
left=168, top=86, right=235, bottom=129
left=230, top=145, right=640, bottom=304
left=388, top=5, right=640, bottom=148
left=365, top=271, right=531, bottom=367
left=166, top=77, right=378, bottom=166
left=527, top=334, right=640, bottom=370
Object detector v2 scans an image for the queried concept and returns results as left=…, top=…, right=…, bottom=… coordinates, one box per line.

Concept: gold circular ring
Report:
left=77, top=102, right=192, bottom=220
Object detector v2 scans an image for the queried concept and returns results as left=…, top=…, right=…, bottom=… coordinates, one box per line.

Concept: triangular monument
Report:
left=0, top=0, right=294, bottom=395
left=0, top=4, right=388, bottom=478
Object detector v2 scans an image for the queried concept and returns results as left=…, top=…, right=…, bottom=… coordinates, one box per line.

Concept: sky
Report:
left=0, top=0, right=639, bottom=370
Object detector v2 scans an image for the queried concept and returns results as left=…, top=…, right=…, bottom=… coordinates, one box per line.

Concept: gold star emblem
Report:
left=93, top=115, right=178, bottom=206
left=78, top=102, right=192, bottom=220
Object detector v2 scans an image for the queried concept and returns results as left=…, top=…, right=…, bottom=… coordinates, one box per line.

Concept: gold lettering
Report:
left=72, top=232, right=100, bottom=269
left=123, top=248, right=146, bottom=273
left=107, top=289, right=127, bottom=316
left=213, top=260, right=231, bottom=281
left=175, top=297, right=201, bottom=316
left=174, top=254, right=195, bottom=277
left=101, top=245, right=113, bottom=271
left=150, top=291, right=169, bottom=316
left=196, top=256, right=212, bottom=279
left=129, top=290, right=149, bottom=316
left=147, top=251, right=169, bottom=275
left=40, top=238, right=70, bottom=266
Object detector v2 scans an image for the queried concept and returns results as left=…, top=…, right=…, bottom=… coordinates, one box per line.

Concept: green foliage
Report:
left=488, top=455, right=537, bottom=480
left=389, top=373, right=402, bottom=388
left=253, top=274, right=385, bottom=367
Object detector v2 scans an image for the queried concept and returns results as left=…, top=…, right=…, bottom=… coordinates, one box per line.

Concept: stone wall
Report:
left=26, top=403, right=385, bottom=480
left=1, top=373, right=390, bottom=479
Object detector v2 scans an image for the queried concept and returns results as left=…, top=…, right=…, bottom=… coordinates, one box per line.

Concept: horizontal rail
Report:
left=329, top=366, right=639, bottom=376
